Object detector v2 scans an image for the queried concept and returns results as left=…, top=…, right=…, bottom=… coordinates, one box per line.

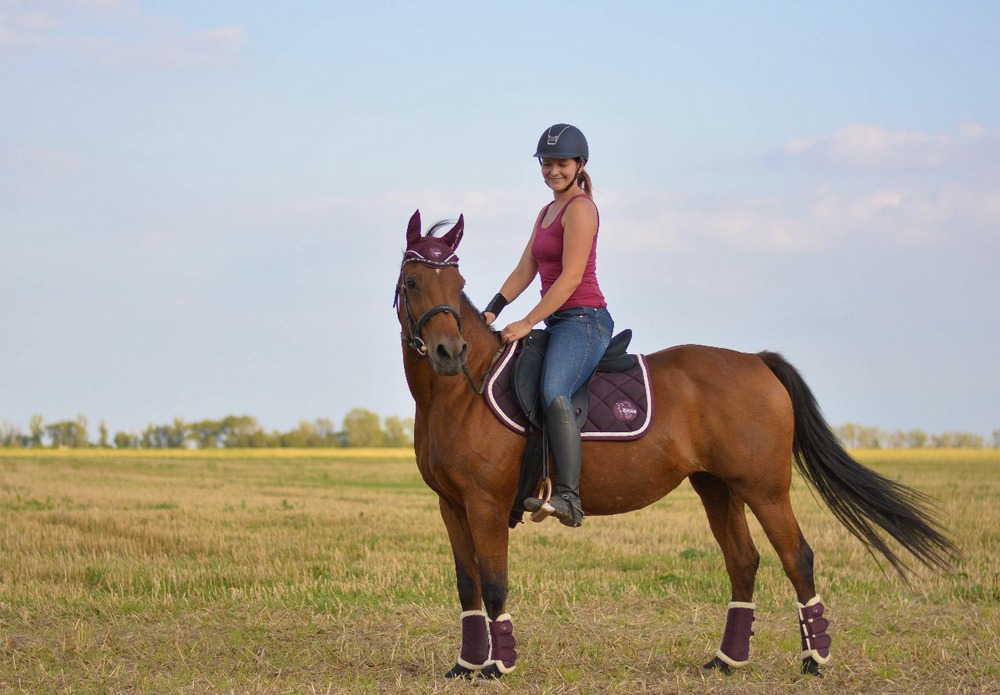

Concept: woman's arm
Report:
left=482, top=211, right=544, bottom=324
left=499, top=198, right=597, bottom=341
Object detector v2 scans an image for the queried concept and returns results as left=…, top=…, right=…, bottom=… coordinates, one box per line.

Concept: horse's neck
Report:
left=402, top=300, right=501, bottom=413
left=460, top=295, right=504, bottom=375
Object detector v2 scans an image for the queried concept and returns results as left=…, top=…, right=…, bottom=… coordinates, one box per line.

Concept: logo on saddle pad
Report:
left=613, top=399, right=639, bottom=423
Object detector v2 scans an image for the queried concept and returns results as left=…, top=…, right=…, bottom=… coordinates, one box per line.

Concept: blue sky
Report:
left=2, top=1, right=998, bottom=440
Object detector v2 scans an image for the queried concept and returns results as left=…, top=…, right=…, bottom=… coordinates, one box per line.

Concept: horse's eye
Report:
left=405, top=276, right=418, bottom=290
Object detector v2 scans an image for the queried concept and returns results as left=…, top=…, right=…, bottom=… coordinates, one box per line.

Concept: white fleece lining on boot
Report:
left=487, top=613, right=516, bottom=674
left=797, top=595, right=831, bottom=665
left=456, top=610, right=489, bottom=670
left=715, top=601, right=756, bottom=668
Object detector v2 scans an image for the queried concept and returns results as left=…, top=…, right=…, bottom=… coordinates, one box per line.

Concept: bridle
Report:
left=394, top=259, right=464, bottom=357
left=394, top=258, right=504, bottom=395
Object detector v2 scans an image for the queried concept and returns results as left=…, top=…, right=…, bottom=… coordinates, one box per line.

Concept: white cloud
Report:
left=599, top=123, right=1000, bottom=255
left=99, top=22, right=247, bottom=68
left=599, top=185, right=998, bottom=256
left=0, top=146, right=82, bottom=196
left=783, top=122, right=1000, bottom=172
left=0, top=1, right=247, bottom=68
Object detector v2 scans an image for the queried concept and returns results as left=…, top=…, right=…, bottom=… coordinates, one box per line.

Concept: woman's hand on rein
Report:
left=499, top=319, right=533, bottom=343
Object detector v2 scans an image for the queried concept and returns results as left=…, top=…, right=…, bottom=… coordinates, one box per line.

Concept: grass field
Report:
left=0, top=448, right=997, bottom=694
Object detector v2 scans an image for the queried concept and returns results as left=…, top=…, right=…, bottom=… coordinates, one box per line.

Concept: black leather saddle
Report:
left=512, top=328, right=637, bottom=430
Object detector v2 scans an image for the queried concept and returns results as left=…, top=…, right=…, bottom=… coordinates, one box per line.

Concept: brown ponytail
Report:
left=577, top=161, right=594, bottom=196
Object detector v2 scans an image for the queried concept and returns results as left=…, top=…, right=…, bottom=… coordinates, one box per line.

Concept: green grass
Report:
left=0, top=448, right=997, bottom=693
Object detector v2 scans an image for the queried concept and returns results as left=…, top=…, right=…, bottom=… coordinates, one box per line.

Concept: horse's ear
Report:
left=441, top=214, right=464, bottom=250
left=406, top=209, right=422, bottom=248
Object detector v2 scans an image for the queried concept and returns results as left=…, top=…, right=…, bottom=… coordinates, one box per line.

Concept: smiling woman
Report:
left=480, top=124, right=614, bottom=528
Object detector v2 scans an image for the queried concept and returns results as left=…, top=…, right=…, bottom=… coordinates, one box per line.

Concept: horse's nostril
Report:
left=435, top=340, right=468, bottom=363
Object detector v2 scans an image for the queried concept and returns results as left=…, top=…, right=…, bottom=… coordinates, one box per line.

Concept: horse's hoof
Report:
left=702, top=656, right=734, bottom=674
left=478, top=663, right=505, bottom=679
left=444, top=663, right=477, bottom=679
left=800, top=657, right=823, bottom=677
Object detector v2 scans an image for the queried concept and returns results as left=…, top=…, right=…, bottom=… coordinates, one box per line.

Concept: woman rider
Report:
left=482, top=123, right=614, bottom=527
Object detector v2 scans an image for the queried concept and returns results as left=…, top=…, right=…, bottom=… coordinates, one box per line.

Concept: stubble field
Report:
left=0, top=448, right=997, bottom=694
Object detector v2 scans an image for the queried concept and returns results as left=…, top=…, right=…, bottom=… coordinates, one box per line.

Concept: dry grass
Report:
left=0, top=448, right=997, bottom=694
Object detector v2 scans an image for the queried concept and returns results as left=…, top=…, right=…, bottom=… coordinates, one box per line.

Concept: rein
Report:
left=395, top=259, right=505, bottom=395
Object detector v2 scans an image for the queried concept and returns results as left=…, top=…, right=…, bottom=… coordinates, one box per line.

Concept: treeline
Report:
left=0, top=409, right=414, bottom=450
left=2, top=414, right=995, bottom=450
left=831, top=423, right=998, bottom=449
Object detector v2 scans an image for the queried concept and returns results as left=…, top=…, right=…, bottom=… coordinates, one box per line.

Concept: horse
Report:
left=393, top=210, right=957, bottom=679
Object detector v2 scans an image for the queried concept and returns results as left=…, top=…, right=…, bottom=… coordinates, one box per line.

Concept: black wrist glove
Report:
left=483, top=293, right=508, bottom=319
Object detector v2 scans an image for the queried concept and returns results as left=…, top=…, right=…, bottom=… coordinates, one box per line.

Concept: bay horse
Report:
left=394, top=210, right=956, bottom=679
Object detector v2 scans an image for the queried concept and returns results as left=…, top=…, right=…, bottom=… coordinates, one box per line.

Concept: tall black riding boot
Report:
left=523, top=395, right=584, bottom=527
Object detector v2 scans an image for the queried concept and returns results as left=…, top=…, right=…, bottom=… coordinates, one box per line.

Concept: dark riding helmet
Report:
left=533, top=123, right=589, bottom=162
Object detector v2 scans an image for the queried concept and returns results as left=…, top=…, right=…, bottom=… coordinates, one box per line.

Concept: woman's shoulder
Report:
left=563, top=194, right=598, bottom=221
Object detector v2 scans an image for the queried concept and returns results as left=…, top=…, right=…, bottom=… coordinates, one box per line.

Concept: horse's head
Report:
left=395, top=210, right=469, bottom=376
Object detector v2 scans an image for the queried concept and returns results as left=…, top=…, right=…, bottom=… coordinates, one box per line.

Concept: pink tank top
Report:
left=530, top=194, right=606, bottom=311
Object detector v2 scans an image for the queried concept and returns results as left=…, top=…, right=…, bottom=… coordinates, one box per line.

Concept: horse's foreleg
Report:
left=690, top=473, right=761, bottom=673
left=438, top=498, right=491, bottom=679
left=466, top=498, right=518, bottom=679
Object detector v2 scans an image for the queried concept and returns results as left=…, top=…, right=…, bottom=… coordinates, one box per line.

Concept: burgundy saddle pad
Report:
left=484, top=340, right=654, bottom=441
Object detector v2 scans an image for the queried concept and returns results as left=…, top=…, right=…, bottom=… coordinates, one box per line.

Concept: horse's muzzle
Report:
left=428, top=336, right=469, bottom=376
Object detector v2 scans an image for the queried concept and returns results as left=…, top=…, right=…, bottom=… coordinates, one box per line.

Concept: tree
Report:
left=29, top=414, right=44, bottom=447
left=1, top=422, right=23, bottom=447
left=46, top=415, right=88, bottom=448
left=312, top=418, right=338, bottom=443
left=383, top=415, right=414, bottom=447
left=219, top=415, right=266, bottom=447
left=342, top=408, right=382, bottom=447
left=906, top=429, right=929, bottom=449
left=114, top=431, right=138, bottom=449
left=189, top=419, right=222, bottom=448
left=931, top=432, right=984, bottom=448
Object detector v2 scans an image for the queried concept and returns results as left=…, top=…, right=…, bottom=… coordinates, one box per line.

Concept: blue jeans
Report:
left=540, top=306, right=614, bottom=409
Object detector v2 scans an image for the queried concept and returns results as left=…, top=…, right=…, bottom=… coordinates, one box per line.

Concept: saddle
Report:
left=483, top=329, right=654, bottom=527
left=513, top=329, right=637, bottom=430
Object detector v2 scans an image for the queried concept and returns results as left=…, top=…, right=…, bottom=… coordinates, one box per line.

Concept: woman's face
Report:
left=540, top=158, right=581, bottom=192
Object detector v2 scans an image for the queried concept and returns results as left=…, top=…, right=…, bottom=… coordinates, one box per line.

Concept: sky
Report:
left=1, top=0, right=998, bottom=441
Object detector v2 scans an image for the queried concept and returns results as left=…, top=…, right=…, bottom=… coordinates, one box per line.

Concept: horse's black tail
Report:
left=758, top=351, right=959, bottom=577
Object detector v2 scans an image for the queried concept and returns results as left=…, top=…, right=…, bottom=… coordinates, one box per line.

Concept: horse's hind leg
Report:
left=689, top=473, right=760, bottom=673
left=743, top=488, right=831, bottom=675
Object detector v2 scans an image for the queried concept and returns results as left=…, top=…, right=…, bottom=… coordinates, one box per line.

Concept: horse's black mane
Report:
left=426, top=220, right=455, bottom=237
left=420, top=220, right=499, bottom=336
left=461, top=292, right=500, bottom=335
left=461, top=292, right=480, bottom=315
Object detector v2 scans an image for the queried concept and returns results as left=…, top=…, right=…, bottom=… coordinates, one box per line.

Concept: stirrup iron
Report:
left=528, top=478, right=553, bottom=523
